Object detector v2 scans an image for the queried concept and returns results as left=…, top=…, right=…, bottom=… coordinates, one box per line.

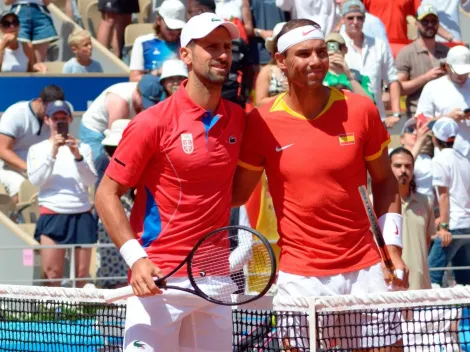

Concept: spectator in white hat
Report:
left=96, top=12, right=244, bottom=351
left=129, top=0, right=186, bottom=82
left=159, top=59, right=188, bottom=96
left=416, top=45, right=470, bottom=161
left=429, top=117, right=470, bottom=287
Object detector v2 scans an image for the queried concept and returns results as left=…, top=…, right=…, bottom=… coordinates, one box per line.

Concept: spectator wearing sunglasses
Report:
left=341, top=1, right=401, bottom=128
left=395, top=5, right=449, bottom=118
left=0, top=11, right=46, bottom=72
left=4, top=0, right=58, bottom=63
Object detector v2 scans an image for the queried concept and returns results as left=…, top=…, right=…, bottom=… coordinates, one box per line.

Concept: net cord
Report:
left=273, top=286, right=470, bottom=313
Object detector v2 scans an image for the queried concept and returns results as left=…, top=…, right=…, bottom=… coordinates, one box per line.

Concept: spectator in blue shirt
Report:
left=63, top=28, right=103, bottom=74
left=129, top=0, right=186, bottom=82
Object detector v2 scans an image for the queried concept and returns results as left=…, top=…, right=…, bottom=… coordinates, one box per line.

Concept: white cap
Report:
left=265, top=22, right=286, bottom=53
left=446, top=45, right=470, bottom=75
left=432, top=117, right=459, bottom=142
left=180, top=12, right=239, bottom=47
left=102, top=119, right=131, bottom=146
left=157, top=0, right=186, bottom=30
left=160, top=59, right=188, bottom=80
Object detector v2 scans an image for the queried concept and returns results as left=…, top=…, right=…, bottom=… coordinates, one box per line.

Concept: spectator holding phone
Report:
left=416, top=45, right=470, bottom=161
left=27, top=100, right=98, bottom=288
left=323, top=32, right=374, bottom=100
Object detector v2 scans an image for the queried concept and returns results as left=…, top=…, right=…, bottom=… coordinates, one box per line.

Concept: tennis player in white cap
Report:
left=96, top=12, right=243, bottom=352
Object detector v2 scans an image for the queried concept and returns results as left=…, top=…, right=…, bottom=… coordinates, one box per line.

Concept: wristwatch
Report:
left=392, top=112, right=402, bottom=119
left=439, top=222, right=449, bottom=230
left=254, top=28, right=261, bottom=37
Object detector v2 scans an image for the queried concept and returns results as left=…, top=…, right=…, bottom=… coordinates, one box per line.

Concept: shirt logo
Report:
left=338, top=133, right=355, bottom=146
left=393, top=221, right=399, bottom=236
left=275, top=144, right=293, bottom=152
left=211, top=18, right=221, bottom=22
left=133, top=340, right=146, bottom=349
left=181, top=133, right=194, bottom=154
left=229, top=136, right=237, bottom=144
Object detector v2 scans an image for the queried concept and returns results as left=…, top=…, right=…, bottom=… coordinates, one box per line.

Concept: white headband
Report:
left=277, top=25, right=324, bottom=54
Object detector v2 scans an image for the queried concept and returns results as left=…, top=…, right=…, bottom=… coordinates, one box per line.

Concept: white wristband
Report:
left=119, top=239, right=148, bottom=269
left=378, top=213, right=403, bottom=248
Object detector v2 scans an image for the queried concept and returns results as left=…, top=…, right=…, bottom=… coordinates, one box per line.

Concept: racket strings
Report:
left=189, top=228, right=275, bottom=304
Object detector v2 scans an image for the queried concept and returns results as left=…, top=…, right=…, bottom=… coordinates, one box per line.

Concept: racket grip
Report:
left=103, top=285, right=135, bottom=304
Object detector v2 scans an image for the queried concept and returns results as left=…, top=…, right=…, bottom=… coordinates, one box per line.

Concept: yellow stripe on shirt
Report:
left=364, top=138, right=391, bottom=161
left=237, top=160, right=264, bottom=172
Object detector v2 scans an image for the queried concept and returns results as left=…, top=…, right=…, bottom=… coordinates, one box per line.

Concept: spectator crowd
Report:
left=1, top=0, right=470, bottom=290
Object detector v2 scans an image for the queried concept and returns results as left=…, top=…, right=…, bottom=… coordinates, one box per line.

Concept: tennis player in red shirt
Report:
left=95, top=13, right=244, bottom=352
left=232, top=18, right=409, bottom=350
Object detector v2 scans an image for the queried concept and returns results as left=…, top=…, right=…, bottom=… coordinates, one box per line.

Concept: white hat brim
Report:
left=163, top=17, right=186, bottom=30
left=451, top=64, right=470, bottom=75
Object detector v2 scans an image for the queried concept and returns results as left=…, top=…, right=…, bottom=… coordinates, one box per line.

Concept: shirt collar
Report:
left=173, top=79, right=227, bottom=121
left=413, top=40, right=447, bottom=54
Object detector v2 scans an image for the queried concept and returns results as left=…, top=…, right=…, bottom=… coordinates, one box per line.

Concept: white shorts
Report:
left=123, top=278, right=232, bottom=352
left=0, top=167, right=25, bottom=197
left=275, top=263, right=401, bottom=350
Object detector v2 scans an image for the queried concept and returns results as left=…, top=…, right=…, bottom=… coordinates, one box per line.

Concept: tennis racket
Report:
left=358, top=185, right=397, bottom=280
left=104, top=225, right=277, bottom=306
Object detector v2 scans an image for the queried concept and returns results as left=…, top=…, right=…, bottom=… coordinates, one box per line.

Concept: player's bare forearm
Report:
left=95, top=174, right=135, bottom=249
left=232, top=166, right=263, bottom=206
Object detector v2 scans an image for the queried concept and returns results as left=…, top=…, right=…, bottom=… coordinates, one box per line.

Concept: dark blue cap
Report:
left=46, top=100, right=72, bottom=117
left=138, top=74, right=164, bottom=110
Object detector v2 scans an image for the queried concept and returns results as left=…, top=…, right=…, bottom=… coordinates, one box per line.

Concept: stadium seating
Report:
left=84, top=1, right=101, bottom=37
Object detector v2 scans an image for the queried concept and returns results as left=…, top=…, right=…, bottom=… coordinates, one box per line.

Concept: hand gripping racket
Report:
left=104, top=225, right=277, bottom=306
left=358, top=186, right=402, bottom=281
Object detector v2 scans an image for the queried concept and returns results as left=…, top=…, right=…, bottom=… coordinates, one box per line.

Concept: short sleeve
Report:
left=432, top=157, right=450, bottom=188
left=62, top=60, right=72, bottom=73
left=105, top=112, right=159, bottom=187
left=237, top=109, right=266, bottom=172
left=129, top=36, right=145, bottom=71
left=0, top=106, right=23, bottom=138
left=415, top=82, right=435, bottom=117
left=395, top=48, right=410, bottom=75
left=364, top=102, right=391, bottom=161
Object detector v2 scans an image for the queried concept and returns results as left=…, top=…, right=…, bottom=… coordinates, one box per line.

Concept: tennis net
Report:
left=2, top=285, right=470, bottom=351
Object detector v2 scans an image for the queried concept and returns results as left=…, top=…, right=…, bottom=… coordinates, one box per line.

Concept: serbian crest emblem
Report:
left=181, top=133, right=194, bottom=154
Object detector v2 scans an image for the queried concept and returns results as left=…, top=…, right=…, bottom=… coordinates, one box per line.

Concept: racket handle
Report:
left=104, top=285, right=135, bottom=304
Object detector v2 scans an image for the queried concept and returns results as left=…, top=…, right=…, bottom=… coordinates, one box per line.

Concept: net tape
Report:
left=1, top=285, right=470, bottom=351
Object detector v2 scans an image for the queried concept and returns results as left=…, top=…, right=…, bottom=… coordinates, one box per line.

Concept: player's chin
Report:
left=207, top=71, right=228, bottom=85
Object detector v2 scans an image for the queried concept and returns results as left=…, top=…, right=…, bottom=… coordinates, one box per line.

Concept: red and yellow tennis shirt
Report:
left=238, top=88, right=390, bottom=277
left=106, top=81, right=245, bottom=276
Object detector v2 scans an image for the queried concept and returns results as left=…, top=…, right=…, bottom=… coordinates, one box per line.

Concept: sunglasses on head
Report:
left=404, top=126, right=416, bottom=134
left=1, top=18, right=19, bottom=28
left=345, top=15, right=365, bottom=21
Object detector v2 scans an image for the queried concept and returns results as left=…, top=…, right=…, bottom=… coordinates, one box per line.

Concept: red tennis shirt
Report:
left=238, top=88, right=390, bottom=277
left=105, top=81, right=245, bottom=276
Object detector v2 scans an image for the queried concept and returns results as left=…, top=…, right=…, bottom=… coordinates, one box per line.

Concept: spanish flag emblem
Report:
left=339, top=133, right=355, bottom=146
